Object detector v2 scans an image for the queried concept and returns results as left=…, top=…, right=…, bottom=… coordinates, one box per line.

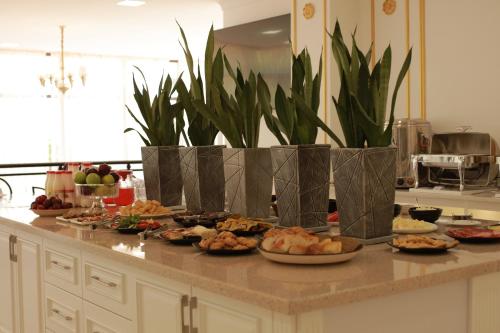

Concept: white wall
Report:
left=329, top=0, right=500, bottom=145
left=426, top=0, right=500, bottom=141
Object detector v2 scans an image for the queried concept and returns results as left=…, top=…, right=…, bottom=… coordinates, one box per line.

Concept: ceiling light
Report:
left=116, top=0, right=145, bottom=7
left=0, top=42, right=20, bottom=48
left=261, top=29, right=283, bottom=35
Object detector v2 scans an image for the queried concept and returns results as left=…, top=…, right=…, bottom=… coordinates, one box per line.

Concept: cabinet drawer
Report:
left=44, top=242, right=81, bottom=297
left=45, top=283, right=83, bottom=333
left=83, top=301, right=132, bottom=333
left=83, top=258, right=132, bottom=319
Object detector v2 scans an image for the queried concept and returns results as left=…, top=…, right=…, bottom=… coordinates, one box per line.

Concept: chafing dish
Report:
left=412, top=129, right=498, bottom=191
left=392, top=118, right=432, bottom=188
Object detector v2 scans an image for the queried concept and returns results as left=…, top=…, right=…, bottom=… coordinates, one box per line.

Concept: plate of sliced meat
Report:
left=446, top=227, right=500, bottom=243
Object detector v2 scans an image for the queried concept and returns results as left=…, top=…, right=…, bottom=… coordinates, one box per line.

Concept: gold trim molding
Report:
left=419, top=0, right=427, bottom=120
left=303, top=3, right=315, bottom=19
left=405, top=0, right=411, bottom=118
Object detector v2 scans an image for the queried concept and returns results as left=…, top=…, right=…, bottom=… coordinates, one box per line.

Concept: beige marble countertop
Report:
left=2, top=202, right=500, bottom=315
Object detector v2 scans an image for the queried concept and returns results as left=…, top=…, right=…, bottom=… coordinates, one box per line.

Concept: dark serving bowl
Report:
left=408, top=207, right=443, bottom=223
left=393, top=204, right=402, bottom=217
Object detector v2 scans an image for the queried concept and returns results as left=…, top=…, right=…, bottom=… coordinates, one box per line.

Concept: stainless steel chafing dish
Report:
left=412, top=128, right=499, bottom=191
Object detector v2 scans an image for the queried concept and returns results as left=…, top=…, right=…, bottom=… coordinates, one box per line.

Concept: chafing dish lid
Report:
left=431, top=132, right=496, bottom=155
left=393, top=118, right=431, bottom=127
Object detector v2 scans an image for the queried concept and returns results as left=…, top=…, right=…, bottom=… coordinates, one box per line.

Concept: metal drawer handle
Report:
left=51, top=308, right=72, bottom=321
left=190, top=296, right=198, bottom=333
left=90, top=275, right=117, bottom=288
left=50, top=260, right=71, bottom=270
left=181, top=295, right=189, bottom=333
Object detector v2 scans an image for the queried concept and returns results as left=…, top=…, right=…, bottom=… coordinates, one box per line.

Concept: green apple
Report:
left=101, top=174, right=115, bottom=185
left=95, top=186, right=107, bottom=197
left=74, top=171, right=87, bottom=184
left=86, top=173, right=101, bottom=185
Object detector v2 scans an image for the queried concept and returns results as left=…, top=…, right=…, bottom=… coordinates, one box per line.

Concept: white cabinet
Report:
left=44, top=242, right=81, bottom=297
left=0, top=228, right=43, bottom=333
left=82, top=254, right=133, bottom=319
left=44, top=283, right=83, bottom=333
left=14, top=233, right=44, bottom=333
left=0, top=229, right=16, bottom=333
left=191, top=288, right=273, bottom=333
left=135, top=277, right=190, bottom=333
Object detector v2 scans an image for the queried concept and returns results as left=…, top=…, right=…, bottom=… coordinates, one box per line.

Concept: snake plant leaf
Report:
left=382, top=47, right=413, bottom=143
left=177, top=21, right=202, bottom=100
left=204, top=25, right=214, bottom=104
left=223, top=54, right=237, bottom=83
left=365, top=43, right=373, bottom=64
left=124, top=128, right=150, bottom=146
left=257, top=74, right=288, bottom=145
left=274, top=85, right=295, bottom=141
left=294, top=92, right=344, bottom=147
left=377, top=46, right=392, bottom=128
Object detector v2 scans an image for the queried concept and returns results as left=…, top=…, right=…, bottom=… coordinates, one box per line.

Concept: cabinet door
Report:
left=83, top=301, right=133, bottom=333
left=0, top=230, right=15, bottom=333
left=136, top=278, right=190, bottom=333
left=16, top=234, right=43, bottom=333
left=192, top=288, right=272, bottom=333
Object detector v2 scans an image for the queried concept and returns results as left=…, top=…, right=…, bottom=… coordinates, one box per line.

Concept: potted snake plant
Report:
left=330, top=21, right=412, bottom=241
left=258, top=48, right=343, bottom=229
left=124, top=67, right=186, bottom=206
left=194, top=57, right=272, bottom=218
left=174, top=24, right=226, bottom=212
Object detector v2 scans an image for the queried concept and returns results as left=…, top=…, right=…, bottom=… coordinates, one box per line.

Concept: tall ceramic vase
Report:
left=179, top=145, right=225, bottom=212
left=223, top=148, right=273, bottom=218
left=141, top=146, right=183, bottom=206
left=270, top=144, right=330, bottom=229
left=331, top=147, right=397, bottom=242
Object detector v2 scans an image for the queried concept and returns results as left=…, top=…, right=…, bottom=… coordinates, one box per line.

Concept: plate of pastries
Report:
left=173, top=211, right=230, bottom=228
left=389, top=235, right=459, bottom=253
left=119, top=200, right=172, bottom=218
left=259, top=227, right=363, bottom=264
left=160, top=226, right=217, bottom=245
left=216, top=216, right=273, bottom=236
left=194, top=231, right=258, bottom=255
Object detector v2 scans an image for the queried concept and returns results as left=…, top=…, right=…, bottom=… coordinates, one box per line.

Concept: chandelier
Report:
left=39, top=26, right=86, bottom=95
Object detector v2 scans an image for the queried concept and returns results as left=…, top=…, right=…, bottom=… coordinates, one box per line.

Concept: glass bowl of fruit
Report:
left=74, top=164, right=120, bottom=211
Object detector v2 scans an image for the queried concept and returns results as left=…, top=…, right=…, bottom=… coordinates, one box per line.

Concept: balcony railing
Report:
left=0, top=160, right=142, bottom=197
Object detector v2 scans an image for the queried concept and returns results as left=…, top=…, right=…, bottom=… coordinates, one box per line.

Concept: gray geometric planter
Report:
left=141, top=146, right=183, bottom=206
left=179, top=145, right=225, bottom=212
left=331, top=147, right=397, bottom=240
left=270, top=144, right=331, bottom=228
left=223, top=148, right=273, bottom=218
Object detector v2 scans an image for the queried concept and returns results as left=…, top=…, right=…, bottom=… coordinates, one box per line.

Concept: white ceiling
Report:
left=0, top=0, right=224, bottom=59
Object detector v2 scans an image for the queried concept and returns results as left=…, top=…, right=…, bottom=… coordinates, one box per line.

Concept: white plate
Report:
left=31, top=208, right=71, bottom=217
left=258, top=237, right=362, bottom=265
left=393, top=222, right=438, bottom=234
left=436, top=218, right=481, bottom=227
left=55, top=216, right=97, bottom=226
left=259, top=247, right=360, bottom=265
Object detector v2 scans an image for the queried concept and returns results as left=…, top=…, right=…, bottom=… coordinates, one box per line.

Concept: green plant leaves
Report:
left=330, top=20, right=412, bottom=148
left=175, top=23, right=221, bottom=146
left=259, top=48, right=342, bottom=146
left=124, top=67, right=184, bottom=146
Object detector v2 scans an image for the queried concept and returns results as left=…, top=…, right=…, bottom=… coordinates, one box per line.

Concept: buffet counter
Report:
left=2, top=204, right=500, bottom=332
